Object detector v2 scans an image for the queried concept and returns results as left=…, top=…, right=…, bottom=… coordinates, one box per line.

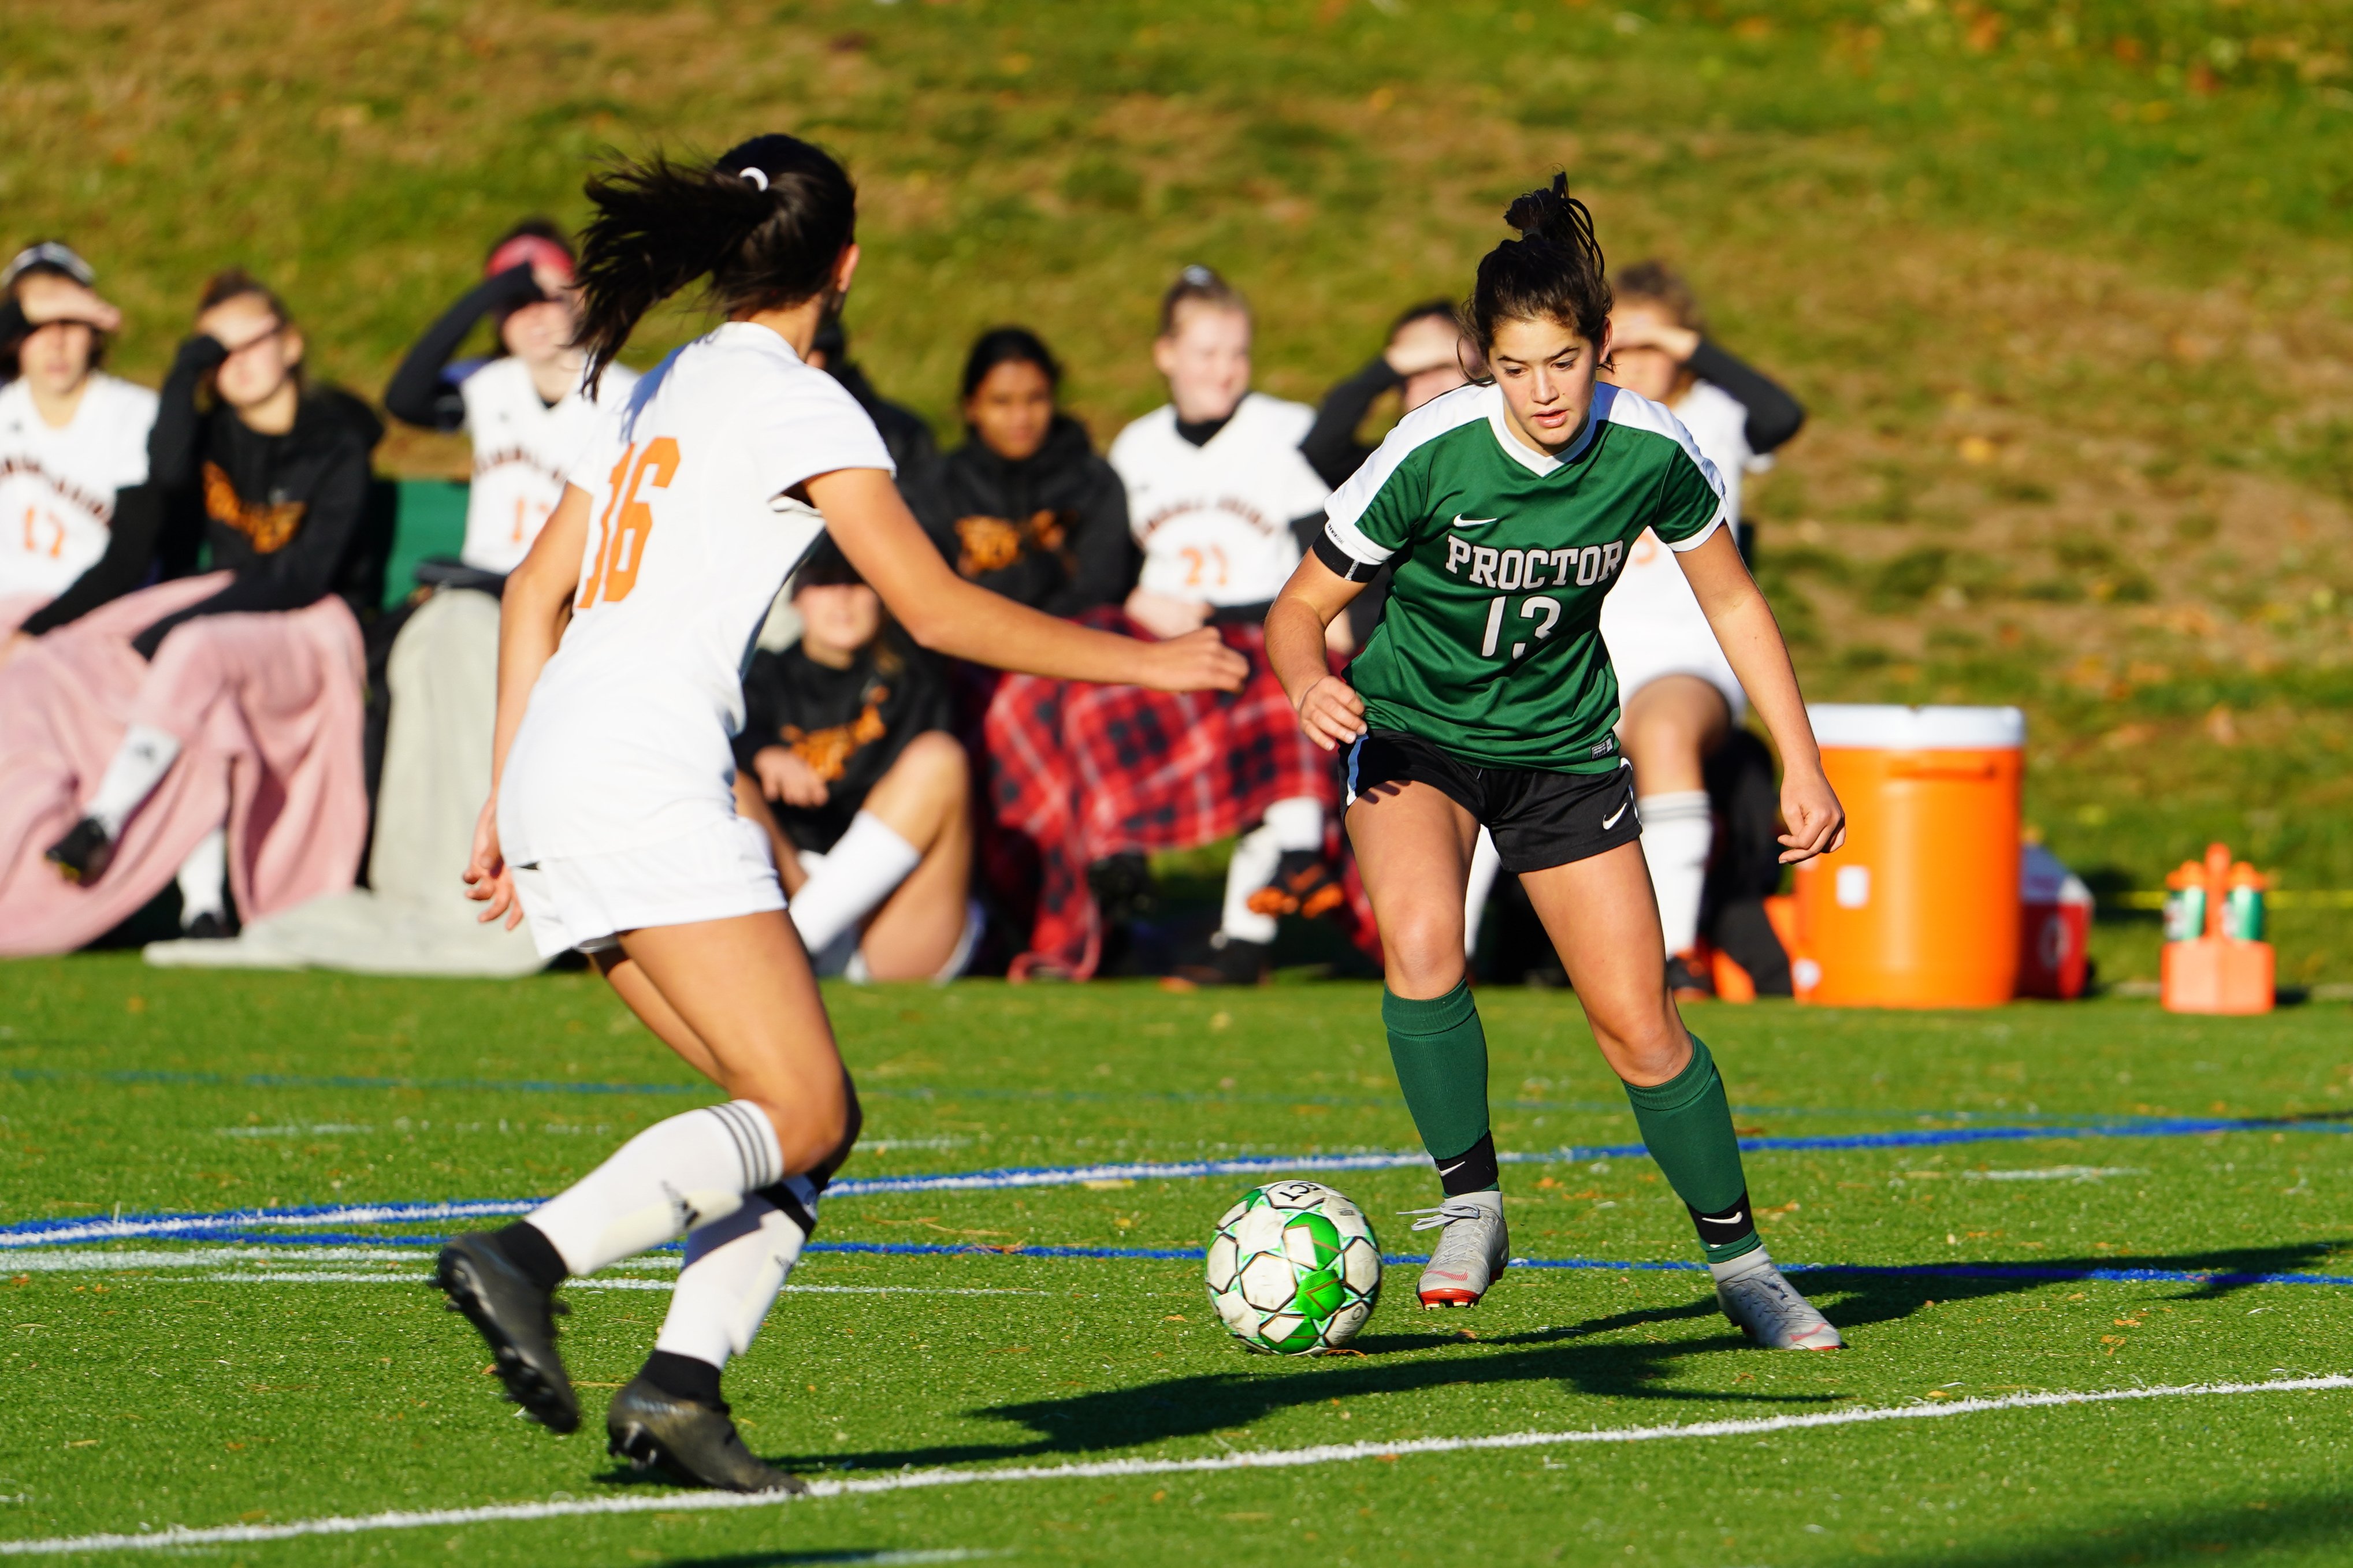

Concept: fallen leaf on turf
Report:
left=1164, top=1313, right=1187, bottom=1321
left=2114, top=1317, right=2143, bottom=1327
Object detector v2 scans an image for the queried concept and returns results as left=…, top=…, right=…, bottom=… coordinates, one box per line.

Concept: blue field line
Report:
left=9, top=1107, right=2353, bottom=1251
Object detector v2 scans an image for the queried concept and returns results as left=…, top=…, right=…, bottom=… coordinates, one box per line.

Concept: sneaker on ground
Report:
left=1665, top=950, right=1716, bottom=1000
left=434, top=1233, right=580, bottom=1433
left=606, top=1374, right=806, bottom=1493
left=1405, top=1191, right=1508, bottom=1307
left=1173, top=931, right=1269, bottom=988
left=1246, top=849, right=1347, bottom=921
left=1713, top=1252, right=1844, bottom=1350
left=44, top=817, right=115, bottom=885
left=1086, top=852, right=1157, bottom=923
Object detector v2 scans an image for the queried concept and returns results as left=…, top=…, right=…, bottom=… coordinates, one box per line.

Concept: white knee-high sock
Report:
left=1462, top=827, right=1503, bottom=959
left=652, top=1178, right=819, bottom=1369
left=1261, top=796, right=1324, bottom=854
left=83, top=724, right=182, bottom=836
left=789, top=811, right=921, bottom=955
left=1638, top=791, right=1714, bottom=957
left=1220, top=822, right=1282, bottom=944
left=176, top=827, right=228, bottom=924
left=525, top=1103, right=784, bottom=1278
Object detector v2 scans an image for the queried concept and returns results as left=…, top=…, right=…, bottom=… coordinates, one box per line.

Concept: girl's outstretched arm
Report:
left=464, top=482, right=589, bottom=926
left=1674, top=527, right=1845, bottom=862
left=805, top=466, right=1245, bottom=694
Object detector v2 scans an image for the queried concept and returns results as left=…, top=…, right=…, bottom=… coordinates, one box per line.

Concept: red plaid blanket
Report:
left=982, top=611, right=1340, bottom=978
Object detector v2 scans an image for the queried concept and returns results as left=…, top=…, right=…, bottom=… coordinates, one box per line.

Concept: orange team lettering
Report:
left=577, top=438, right=680, bottom=608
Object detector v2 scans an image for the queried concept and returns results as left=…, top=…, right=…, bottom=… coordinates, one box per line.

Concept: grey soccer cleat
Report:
left=1713, top=1252, right=1844, bottom=1350
left=1405, top=1191, right=1509, bottom=1308
left=606, top=1375, right=806, bottom=1494
left=435, top=1233, right=579, bottom=1433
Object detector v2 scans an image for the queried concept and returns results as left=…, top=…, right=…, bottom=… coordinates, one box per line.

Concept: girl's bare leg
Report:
left=853, top=732, right=974, bottom=980
left=1344, top=779, right=1481, bottom=997
left=614, top=910, right=853, bottom=1172
left=1618, top=674, right=1730, bottom=795
left=1518, top=840, right=1690, bottom=1085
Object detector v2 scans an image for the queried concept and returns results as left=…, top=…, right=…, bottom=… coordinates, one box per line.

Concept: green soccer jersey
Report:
left=1317, top=382, right=1727, bottom=772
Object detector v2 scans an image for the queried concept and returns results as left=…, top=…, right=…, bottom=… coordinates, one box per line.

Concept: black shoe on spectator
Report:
left=1246, top=850, right=1347, bottom=921
left=1665, top=952, right=1716, bottom=1000
left=1087, top=852, right=1157, bottom=922
left=45, top=817, right=115, bottom=885
left=180, top=911, right=233, bottom=941
left=1176, top=932, right=1270, bottom=988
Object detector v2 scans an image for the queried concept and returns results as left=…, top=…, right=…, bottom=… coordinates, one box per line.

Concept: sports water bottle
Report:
left=2224, top=862, right=2266, bottom=942
left=2162, top=863, right=2206, bottom=943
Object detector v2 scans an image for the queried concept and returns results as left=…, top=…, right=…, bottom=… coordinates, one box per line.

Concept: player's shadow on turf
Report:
left=726, top=1328, right=1839, bottom=1476
left=1790, top=1238, right=2353, bottom=1332
left=1857, top=1490, right=2353, bottom=1567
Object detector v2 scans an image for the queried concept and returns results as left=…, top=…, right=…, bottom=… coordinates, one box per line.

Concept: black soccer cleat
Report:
left=605, top=1375, right=806, bottom=1494
left=435, top=1232, right=579, bottom=1435
left=44, top=817, right=116, bottom=885
left=1173, top=931, right=1270, bottom=988
left=180, top=911, right=233, bottom=941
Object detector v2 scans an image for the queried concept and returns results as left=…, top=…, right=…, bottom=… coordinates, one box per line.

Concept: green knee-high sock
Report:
left=1622, top=1034, right=1761, bottom=1264
left=1382, top=979, right=1498, bottom=1194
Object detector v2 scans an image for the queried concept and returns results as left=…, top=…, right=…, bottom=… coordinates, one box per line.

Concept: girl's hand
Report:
left=754, top=745, right=830, bottom=809
left=1295, top=673, right=1367, bottom=753
left=1122, top=587, right=1212, bottom=641
left=462, top=795, right=523, bottom=929
left=1605, top=312, right=1701, bottom=364
left=16, top=273, right=122, bottom=334
left=1133, top=626, right=1248, bottom=694
left=1776, top=765, right=1846, bottom=863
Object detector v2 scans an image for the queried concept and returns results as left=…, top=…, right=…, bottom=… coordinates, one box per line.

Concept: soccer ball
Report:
left=1203, top=1180, right=1382, bottom=1354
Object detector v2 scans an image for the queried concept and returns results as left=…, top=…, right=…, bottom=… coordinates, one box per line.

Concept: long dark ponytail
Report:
left=573, top=133, right=857, bottom=393
left=1463, top=173, right=1610, bottom=357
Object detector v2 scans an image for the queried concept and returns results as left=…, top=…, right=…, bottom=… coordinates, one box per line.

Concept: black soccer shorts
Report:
left=1342, top=728, right=1642, bottom=875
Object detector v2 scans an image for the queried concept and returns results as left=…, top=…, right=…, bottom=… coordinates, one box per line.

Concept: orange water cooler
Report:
left=1789, top=705, right=2025, bottom=1008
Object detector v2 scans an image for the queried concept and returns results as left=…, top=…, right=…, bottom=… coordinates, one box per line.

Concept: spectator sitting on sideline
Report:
left=733, top=541, right=977, bottom=983
left=983, top=265, right=1341, bottom=983
left=0, top=242, right=158, bottom=647
left=0, top=269, right=377, bottom=953
left=910, top=326, right=1134, bottom=618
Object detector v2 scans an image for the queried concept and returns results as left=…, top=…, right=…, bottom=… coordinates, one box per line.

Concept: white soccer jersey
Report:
left=1110, top=392, right=1330, bottom=606
left=456, top=356, right=640, bottom=575
left=0, top=373, right=157, bottom=600
left=498, top=323, right=894, bottom=865
left=1598, top=379, right=1757, bottom=713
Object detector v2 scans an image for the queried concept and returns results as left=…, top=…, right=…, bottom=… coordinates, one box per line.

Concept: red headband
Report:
left=485, top=234, right=574, bottom=285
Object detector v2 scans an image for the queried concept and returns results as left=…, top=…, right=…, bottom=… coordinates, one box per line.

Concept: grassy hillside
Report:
left=4, top=0, right=2350, bottom=975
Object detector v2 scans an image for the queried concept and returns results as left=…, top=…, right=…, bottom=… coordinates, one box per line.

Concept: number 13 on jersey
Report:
left=578, top=437, right=679, bottom=609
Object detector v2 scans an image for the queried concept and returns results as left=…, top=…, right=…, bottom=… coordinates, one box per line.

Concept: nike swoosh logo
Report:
left=1451, top=513, right=1499, bottom=529
left=1437, top=1161, right=1466, bottom=1176
left=1601, top=800, right=1630, bottom=830
left=1713, top=1211, right=1745, bottom=1227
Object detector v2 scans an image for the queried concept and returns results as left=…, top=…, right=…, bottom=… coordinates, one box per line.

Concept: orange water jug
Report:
left=1790, top=705, right=2025, bottom=1008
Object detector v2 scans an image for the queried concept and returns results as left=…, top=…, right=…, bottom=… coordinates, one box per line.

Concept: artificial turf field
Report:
left=3, top=958, right=2351, bottom=1565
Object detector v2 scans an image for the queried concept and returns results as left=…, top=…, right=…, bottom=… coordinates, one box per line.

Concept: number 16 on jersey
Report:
left=578, top=437, right=679, bottom=609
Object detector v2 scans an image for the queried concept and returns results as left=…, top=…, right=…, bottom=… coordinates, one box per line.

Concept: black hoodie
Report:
left=23, top=333, right=384, bottom=651
left=906, top=415, right=1135, bottom=617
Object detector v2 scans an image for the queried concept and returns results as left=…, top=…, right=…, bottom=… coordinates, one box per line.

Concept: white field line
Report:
left=1, top=1251, right=1035, bottom=1294
left=2, top=1375, right=2345, bottom=1557
left=133, top=1275, right=1037, bottom=1296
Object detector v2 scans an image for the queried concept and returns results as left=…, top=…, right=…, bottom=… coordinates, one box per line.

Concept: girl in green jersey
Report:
left=1265, top=176, right=1848, bottom=1349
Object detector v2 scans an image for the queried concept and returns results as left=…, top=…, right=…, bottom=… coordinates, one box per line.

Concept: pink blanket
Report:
left=0, top=575, right=369, bottom=954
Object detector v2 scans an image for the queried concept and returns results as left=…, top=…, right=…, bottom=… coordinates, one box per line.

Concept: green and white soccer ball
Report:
left=1204, top=1180, right=1382, bottom=1354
